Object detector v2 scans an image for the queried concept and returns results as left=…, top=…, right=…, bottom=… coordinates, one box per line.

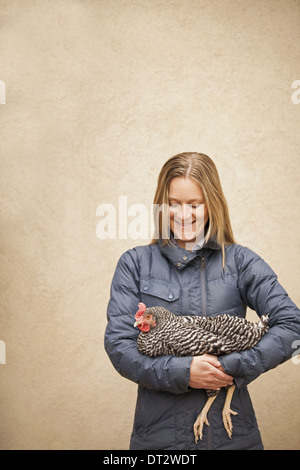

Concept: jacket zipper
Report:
left=201, top=254, right=213, bottom=449
left=200, top=256, right=207, bottom=317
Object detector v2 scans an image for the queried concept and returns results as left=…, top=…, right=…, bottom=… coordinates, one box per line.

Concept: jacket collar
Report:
left=158, top=237, right=220, bottom=270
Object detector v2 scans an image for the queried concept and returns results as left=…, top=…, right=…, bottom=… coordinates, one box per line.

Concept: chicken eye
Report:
left=146, top=315, right=151, bottom=319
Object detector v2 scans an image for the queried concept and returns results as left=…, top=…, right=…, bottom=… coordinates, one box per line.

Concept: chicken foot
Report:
left=193, top=385, right=238, bottom=443
left=222, top=384, right=238, bottom=439
left=193, top=395, right=217, bottom=443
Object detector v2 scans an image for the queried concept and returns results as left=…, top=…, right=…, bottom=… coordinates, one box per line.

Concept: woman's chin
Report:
left=173, top=231, right=200, bottom=243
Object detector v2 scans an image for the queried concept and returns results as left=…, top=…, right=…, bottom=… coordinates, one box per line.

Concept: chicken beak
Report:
left=134, top=320, right=141, bottom=328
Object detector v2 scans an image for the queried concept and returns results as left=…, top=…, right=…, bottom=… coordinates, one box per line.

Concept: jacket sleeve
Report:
left=104, top=249, right=193, bottom=394
left=219, top=246, right=300, bottom=388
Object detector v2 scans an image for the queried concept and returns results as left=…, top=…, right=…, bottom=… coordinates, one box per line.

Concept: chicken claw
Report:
left=222, top=385, right=238, bottom=439
left=193, top=395, right=217, bottom=443
left=193, top=410, right=209, bottom=442
left=222, top=407, right=238, bottom=438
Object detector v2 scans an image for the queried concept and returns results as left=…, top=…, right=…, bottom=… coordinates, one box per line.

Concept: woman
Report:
left=105, top=152, right=300, bottom=450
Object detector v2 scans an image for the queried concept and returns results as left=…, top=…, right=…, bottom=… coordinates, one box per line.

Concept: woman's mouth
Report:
left=174, top=220, right=196, bottom=228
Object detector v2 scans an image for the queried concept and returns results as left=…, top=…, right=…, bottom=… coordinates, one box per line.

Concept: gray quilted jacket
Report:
left=105, top=240, right=300, bottom=450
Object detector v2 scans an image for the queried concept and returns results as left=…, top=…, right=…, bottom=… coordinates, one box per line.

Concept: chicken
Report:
left=134, top=302, right=269, bottom=443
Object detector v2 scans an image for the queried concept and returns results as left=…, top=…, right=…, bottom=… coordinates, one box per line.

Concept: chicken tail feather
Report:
left=258, top=314, right=269, bottom=329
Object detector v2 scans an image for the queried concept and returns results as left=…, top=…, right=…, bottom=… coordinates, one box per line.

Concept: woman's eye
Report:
left=169, top=203, right=203, bottom=209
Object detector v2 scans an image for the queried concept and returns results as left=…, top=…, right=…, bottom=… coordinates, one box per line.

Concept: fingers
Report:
left=204, top=368, right=233, bottom=390
left=201, top=354, right=221, bottom=368
left=189, top=355, right=234, bottom=389
left=213, top=366, right=233, bottom=385
left=201, top=355, right=232, bottom=379
left=201, top=356, right=233, bottom=388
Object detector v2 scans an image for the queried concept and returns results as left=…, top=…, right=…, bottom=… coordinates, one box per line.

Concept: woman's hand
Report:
left=189, top=354, right=233, bottom=389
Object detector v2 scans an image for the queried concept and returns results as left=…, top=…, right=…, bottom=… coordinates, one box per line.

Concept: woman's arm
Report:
left=219, top=246, right=300, bottom=388
left=104, top=249, right=193, bottom=394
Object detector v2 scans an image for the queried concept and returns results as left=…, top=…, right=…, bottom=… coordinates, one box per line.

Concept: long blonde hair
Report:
left=151, top=152, right=235, bottom=267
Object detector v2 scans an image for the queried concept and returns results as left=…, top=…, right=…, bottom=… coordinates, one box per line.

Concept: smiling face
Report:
left=168, top=177, right=209, bottom=250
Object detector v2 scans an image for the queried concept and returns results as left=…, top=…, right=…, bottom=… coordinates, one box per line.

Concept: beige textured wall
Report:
left=0, top=0, right=300, bottom=450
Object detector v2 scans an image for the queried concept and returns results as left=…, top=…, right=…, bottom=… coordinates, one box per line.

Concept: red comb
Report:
left=135, top=302, right=146, bottom=319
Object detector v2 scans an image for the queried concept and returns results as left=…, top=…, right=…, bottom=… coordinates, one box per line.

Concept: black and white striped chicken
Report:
left=134, top=302, right=269, bottom=442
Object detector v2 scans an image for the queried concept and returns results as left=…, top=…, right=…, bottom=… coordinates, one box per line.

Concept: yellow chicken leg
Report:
left=193, top=395, right=217, bottom=443
left=222, top=384, right=238, bottom=439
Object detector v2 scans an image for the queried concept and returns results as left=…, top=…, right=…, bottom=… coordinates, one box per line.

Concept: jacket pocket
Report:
left=132, top=386, right=150, bottom=438
left=133, top=387, right=177, bottom=448
left=237, top=387, right=258, bottom=429
left=140, top=278, right=180, bottom=313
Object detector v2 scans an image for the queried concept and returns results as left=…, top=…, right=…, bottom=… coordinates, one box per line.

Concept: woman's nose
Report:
left=177, top=204, right=193, bottom=220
